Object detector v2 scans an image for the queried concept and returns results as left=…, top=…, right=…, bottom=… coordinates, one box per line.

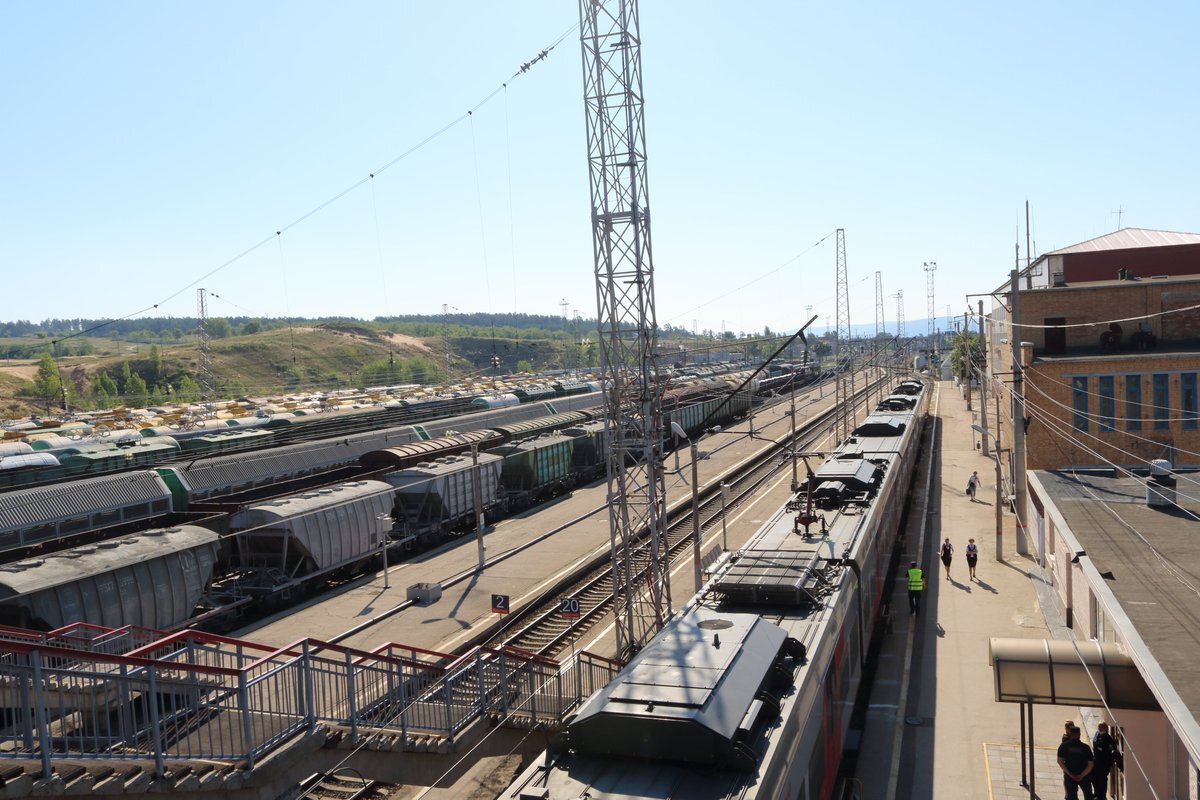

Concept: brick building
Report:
left=979, top=229, right=1200, bottom=798
left=987, top=228, right=1200, bottom=472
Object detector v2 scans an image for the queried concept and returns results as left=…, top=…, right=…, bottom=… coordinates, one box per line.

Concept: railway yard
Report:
left=0, top=369, right=1095, bottom=800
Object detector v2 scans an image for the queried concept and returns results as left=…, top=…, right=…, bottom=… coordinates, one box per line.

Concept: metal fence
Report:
left=0, top=628, right=621, bottom=779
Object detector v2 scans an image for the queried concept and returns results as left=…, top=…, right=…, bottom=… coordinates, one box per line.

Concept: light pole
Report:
left=718, top=482, right=730, bottom=551
left=971, top=424, right=1004, bottom=561
left=472, top=443, right=485, bottom=569
left=376, top=513, right=391, bottom=589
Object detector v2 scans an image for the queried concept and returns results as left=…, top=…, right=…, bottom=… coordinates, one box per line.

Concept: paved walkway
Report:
left=853, top=380, right=1087, bottom=799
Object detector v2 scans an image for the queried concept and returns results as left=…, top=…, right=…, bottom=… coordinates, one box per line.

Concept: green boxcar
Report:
left=178, top=428, right=275, bottom=456
left=57, top=438, right=181, bottom=476
left=497, top=435, right=575, bottom=496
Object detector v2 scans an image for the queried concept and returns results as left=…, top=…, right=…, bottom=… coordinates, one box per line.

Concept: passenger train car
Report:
left=503, top=377, right=929, bottom=800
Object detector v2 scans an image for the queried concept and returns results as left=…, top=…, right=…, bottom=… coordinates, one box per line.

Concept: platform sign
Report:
left=491, top=594, right=510, bottom=615
left=559, top=596, right=581, bottom=619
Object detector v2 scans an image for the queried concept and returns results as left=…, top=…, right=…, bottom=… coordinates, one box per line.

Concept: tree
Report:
left=89, top=371, right=118, bottom=407
left=34, top=352, right=62, bottom=409
left=147, top=344, right=162, bottom=383
left=950, top=332, right=983, bottom=381
left=207, top=318, right=232, bottom=339
left=119, top=361, right=133, bottom=393
left=175, top=375, right=201, bottom=403
left=516, top=359, right=534, bottom=373
left=124, top=373, right=149, bottom=406
left=240, top=320, right=262, bottom=335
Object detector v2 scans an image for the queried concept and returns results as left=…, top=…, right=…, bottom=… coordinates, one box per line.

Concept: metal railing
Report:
left=0, top=625, right=621, bottom=779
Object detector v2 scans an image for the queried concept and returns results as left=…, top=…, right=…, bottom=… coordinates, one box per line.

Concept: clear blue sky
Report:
left=3, top=1, right=1197, bottom=337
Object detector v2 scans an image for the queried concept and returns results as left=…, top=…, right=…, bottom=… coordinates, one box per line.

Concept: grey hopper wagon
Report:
left=230, top=479, right=394, bottom=575
left=0, top=525, right=220, bottom=631
left=385, top=453, right=503, bottom=541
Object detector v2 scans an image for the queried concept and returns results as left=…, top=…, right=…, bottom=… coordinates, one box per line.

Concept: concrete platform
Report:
left=852, top=380, right=1096, bottom=799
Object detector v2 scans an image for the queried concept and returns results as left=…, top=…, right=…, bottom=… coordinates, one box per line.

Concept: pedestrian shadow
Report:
left=973, top=578, right=999, bottom=594
left=973, top=499, right=993, bottom=506
left=951, top=578, right=971, bottom=592
left=935, top=622, right=945, bottom=638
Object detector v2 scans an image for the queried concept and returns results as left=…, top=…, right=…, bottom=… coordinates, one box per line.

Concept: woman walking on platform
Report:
left=939, top=538, right=954, bottom=580
left=966, top=538, right=979, bottom=580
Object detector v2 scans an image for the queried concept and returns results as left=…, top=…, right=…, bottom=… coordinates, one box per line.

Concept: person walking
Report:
left=1058, top=724, right=1095, bottom=800
left=1091, top=722, right=1116, bottom=799
left=965, top=538, right=979, bottom=580
left=907, top=561, right=925, bottom=615
left=939, top=538, right=954, bottom=580
left=966, top=470, right=981, bottom=502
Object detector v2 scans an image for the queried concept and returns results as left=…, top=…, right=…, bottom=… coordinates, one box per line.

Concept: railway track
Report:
left=484, top=375, right=889, bottom=658
left=294, top=772, right=387, bottom=800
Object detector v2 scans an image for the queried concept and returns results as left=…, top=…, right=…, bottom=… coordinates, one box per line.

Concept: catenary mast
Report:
left=579, top=0, right=669, bottom=659
left=834, top=229, right=851, bottom=442
left=197, top=288, right=215, bottom=402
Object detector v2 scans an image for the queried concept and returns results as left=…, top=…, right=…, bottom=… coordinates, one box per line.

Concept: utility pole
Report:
left=964, top=311, right=972, bottom=411
left=924, top=261, right=937, bottom=352
left=580, top=0, right=670, bottom=659
left=472, top=444, right=485, bottom=569
left=1010, top=268, right=1029, bottom=556
left=835, top=228, right=851, bottom=444
left=874, top=272, right=884, bottom=405
left=196, top=288, right=214, bottom=402
left=978, top=299, right=990, bottom=457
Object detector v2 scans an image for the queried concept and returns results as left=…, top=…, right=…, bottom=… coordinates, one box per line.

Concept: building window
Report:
left=1154, top=373, right=1170, bottom=431
left=1098, top=376, right=1115, bottom=432
left=1073, top=377, right=1089, bottom=432
left=1126, top=375, right=1142, bottom=432
left=1183, top=373, right=1198, bottom=431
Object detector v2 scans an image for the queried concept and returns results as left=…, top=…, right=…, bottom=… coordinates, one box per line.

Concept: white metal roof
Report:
left=1047, top=227, right=1200, bottom=255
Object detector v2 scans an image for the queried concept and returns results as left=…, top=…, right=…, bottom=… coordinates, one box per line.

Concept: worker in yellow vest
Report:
left=907, top=561, right=926, bottom=616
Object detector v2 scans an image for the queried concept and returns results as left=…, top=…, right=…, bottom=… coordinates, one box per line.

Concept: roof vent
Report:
left=1052, top=272, right=1066, bottom=287
left=1147, top=459, right=1177, bottom=509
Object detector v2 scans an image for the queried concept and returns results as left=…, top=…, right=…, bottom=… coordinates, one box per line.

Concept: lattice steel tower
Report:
left=874, top=271, right=884, bottom=339
left=579, top=0, right=669, bottom=659
left=196, top=288, right=215, bottom=402
left=874, top=270, right=885, bottom=402
left=924, top=261, right=937, bottom=350
left=834, top=229, right=852, bottom=442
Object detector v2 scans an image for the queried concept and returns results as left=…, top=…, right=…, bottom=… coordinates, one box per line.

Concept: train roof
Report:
left=235, top=479, right=392, bottom=520
left=357, top=431, right=497, bottom=470
left=175, top=426, right=419, bottom=494
left=0, top=471, right=172, bottom=534
left=385, top=452, right=503, bottom=481
left=0, top=453, right=59, bottom=472
left=852, top=412, right=910, bottom=438
left=568, top=607, right=789, bottom=768
left=0, top=525, right=218, bottom=598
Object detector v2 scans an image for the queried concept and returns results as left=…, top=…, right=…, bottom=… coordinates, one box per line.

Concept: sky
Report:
left=2, top=1, right=1198, bottom=338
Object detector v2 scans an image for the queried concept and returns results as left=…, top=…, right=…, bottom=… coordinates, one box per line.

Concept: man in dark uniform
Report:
left=1091, top=722, right=1116, bottom=799
left=1057, top=724, right=1095, bottom=800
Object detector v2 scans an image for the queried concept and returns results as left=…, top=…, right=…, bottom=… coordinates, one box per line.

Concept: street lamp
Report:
left=719, top=482, right=730, bottom=551
left=971, top=424, right=1005, bottom=561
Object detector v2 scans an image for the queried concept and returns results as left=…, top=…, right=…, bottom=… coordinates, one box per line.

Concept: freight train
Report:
left=0, top=382, right=757, bottom=633
left=0, top=380, right=607, bottom=491
left=502, top=377, right=929, bottom=800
